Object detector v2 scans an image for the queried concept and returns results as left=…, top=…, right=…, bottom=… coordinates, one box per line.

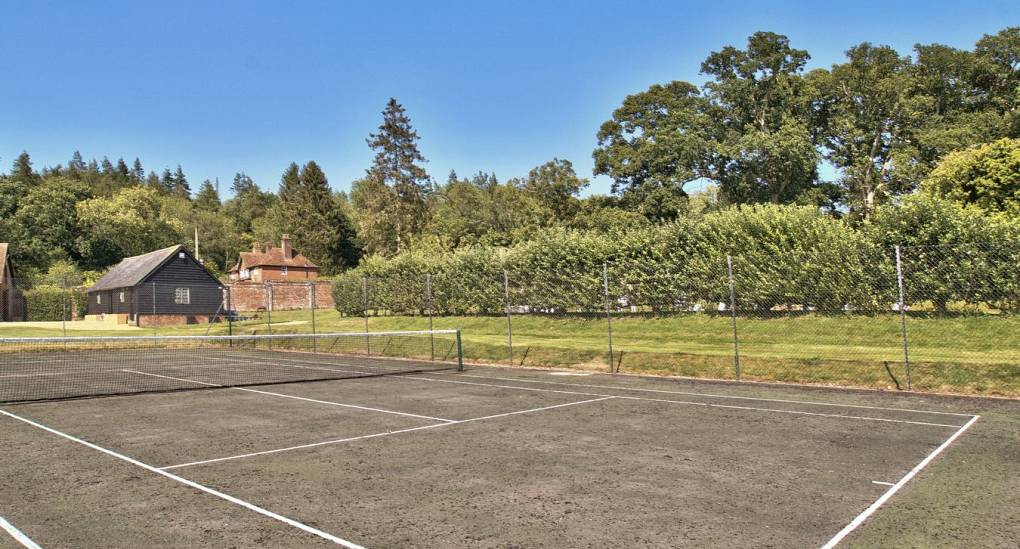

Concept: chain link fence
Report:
left=331, top=242, right=1020, bottom=397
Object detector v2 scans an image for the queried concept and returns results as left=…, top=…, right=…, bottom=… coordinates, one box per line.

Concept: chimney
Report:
left=281, top=234, right=293, bottom=259
left=263, top=241, right=274, bottom=253
left=251, top=241, right=261, bottom=253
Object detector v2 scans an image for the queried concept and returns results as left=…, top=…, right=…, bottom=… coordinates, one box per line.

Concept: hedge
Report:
left=333, top=200, right=1020, bottom=317
left=24, top=286, right=75, bottom=321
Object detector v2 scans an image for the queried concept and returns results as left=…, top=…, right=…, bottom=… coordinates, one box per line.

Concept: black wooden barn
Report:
left=86, top=245, right=225, bottom=326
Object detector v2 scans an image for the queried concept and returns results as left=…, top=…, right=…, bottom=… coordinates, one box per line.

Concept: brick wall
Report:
left=225, top=281, right=334, bottom=312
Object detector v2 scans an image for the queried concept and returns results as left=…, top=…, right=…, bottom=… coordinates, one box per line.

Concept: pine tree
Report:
left=11, top=152, right=39, bottom=185
left=100, top=156, right=115, bottom=176
left=172, top=165, right=190, bottom=198
left=360, top=98, right=432, bottom=253
left=146, top=172, right=161, bottom=189
left=283, top=161, right=359, bottom=272
left=131, top=158, right=145, bottom=184
left=230, top=172, right=256, bottom=196
left=278, top=162, right=301, bottom=203
left=194, top=179, right=221, bottom=211
left=115, top=158, right=130, bottom=183
left=68, top=151, right=86, bottom=179
left=160, top=168, right=175, bottom=194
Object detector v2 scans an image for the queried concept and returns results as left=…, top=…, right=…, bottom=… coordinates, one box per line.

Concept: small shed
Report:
left=87, top=245, right=224, bottom=326
left=0, top=243, right=26, bottom=321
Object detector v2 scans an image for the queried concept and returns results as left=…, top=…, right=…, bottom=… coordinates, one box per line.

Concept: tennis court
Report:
left=0, top=330, right=1011, bottom=548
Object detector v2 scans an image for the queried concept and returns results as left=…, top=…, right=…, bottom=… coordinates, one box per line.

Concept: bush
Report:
left=23, top=285, right=73, bottom=321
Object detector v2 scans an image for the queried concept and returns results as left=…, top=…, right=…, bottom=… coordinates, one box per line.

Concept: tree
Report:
left=817, top=43, right=917, bottom=216
left=172, top=165, right=190, bottom=198
left=10, top=151, right=40, bottom=187
left=159, top=168, right=175, bottom=194
left=593, top=81, right=715, bottom=197
left=354, top=98, right=432, bottom=255
left=10, top=177, right=93, bottom=270
left=922, top=138, right=1020, bottom=213
left=115, top=158, right=130, bottom=183
left=223, top=172, right=274, bottom=235
left=593, top=32, right=820, bottom=206
left=266, top=161, right=360, bottom=272
left=278, top=162, right=301, bottom=204
left=194, top=179, right=222, bottom=211
left=523, top=158, right=589, bottom=220
left=131, top=158, right=145, bottom=184
left=76, top=186, right=184, bottom=264
left=68, top=151, right=86, bottom=178
left=700, top=32, right=821, bottom=204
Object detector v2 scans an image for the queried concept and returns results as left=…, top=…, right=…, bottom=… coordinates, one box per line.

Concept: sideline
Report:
left=819, top=415, right=981, bottom=548
left=0, top=515, right=42, bottom=549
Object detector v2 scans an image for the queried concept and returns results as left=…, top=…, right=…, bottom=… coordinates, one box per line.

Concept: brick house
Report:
left=227, top=235, right=319, bottom=283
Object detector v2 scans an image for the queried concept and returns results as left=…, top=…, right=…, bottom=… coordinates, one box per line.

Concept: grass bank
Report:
left=2, top=309, right=1018, bottom=397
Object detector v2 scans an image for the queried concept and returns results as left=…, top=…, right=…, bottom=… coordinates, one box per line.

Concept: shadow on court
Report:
left=1, top=363, right=1017, bottom=548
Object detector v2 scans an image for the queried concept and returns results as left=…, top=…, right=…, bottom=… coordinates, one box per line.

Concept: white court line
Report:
left=0, top=408, right=366, bottom=549
left=820, top=415, right=980, bottom=548
left=0, top=515, right=42, bottom=549
left=161, top=397, right=615, bottom=470
left=235, top=352, right=972, bottom=418
left=223, top=356, right=965, bottom=428
left=432, top=371, right=976, bottom=418
left=122, top=369, right=456, bottom=424
left=871, top=481, right=894, bottom=486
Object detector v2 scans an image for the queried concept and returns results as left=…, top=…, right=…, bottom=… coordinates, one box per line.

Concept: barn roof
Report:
left=89, top=245, right=185, bottom=292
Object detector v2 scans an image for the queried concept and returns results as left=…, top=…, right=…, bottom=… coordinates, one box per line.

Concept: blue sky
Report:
left=1, top=0, right=1016, bottom=197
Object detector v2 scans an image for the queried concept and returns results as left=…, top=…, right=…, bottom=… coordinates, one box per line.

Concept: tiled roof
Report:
left=88, top=245, right=183, bottom=292
left=231, top=248, right=319, bottom=272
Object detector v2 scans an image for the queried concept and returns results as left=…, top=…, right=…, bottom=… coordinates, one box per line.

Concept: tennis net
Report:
left=0, top=330, right=463, bottom=403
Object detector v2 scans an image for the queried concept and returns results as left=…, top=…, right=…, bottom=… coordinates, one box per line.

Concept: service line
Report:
left=160, top=396, right=615, bottom=470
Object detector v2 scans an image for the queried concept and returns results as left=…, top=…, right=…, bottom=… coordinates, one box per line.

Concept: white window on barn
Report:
left=119, top=291, right=125, bottom=303
left=97, top=294, right=102, bottom=304
left=174, top=287, right=191, bottom=305
left=281, top=266, right=288, bottom=276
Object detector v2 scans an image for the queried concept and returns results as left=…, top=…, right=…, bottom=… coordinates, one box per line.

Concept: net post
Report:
left=426, top=273, right=435, bottom=361
left=895, top=245, right=912, bottom=390
left=503, top=270, right=514, bottom=367
left=727, top=255, right=741, bottom=381
left=602, top=262, right=614, bottom=373
left=455, top=329, right=464, bottom=372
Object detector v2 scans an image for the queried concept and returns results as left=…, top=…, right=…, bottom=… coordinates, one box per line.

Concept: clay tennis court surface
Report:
left=2, top=355, right=1017, bottom=548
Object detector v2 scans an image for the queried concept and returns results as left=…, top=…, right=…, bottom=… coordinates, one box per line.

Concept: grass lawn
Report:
left=2, top=309, right=1018, bottom=397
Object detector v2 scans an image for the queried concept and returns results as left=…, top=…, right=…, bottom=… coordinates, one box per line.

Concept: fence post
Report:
left=426, top=273, right=435, bottom=361
left=603, top=262, right=614, bottom=373
left=362, top=277, right=371, bottom=356
left=455, top=329, right=464, bottom=372
left=226, top=286, right=233, bottom=343
left=309, top=282, right=317, bottom=353
left=266, top=283, right=273, bottom=336
left=895, top=245, right=912, bottom=390
left=151, top=281, right=157, bottom=338
left=727, top=255, right=741, bottom=380
left=503, top=267, right=518, bottom=363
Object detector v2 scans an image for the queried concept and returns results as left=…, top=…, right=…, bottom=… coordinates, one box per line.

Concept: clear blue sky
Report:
left=1, top=0, right=1016, bottom=197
